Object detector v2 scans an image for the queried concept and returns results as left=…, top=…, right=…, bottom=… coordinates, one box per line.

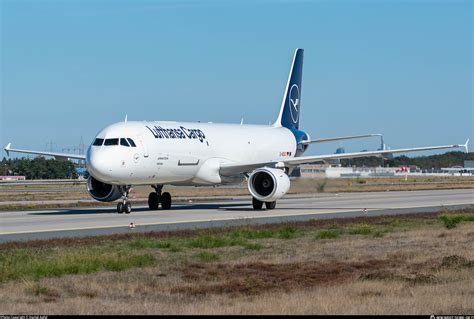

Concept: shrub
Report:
left=438, top=214, right=474, bottom=229
left=317, top=179, right=327, bottom=192
left=372, top=230, right=385, bottom=238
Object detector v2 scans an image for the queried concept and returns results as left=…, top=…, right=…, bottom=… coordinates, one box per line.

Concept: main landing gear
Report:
left=148, top=185, right=172, bottom=210
left=117, top=186, right=132, bottom=214
left=252, top=197, right=276, bottom=210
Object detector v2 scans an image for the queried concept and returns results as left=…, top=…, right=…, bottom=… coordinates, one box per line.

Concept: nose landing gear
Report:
left=117, top=186, right=132, bottom=214
left=148, top=185, right=172, bottom=210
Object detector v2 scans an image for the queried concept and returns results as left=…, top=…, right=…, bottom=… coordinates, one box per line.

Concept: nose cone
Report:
left=86, top=146, right=114, bottom=182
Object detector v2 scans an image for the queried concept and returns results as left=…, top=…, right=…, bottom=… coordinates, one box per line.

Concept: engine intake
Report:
left=248, top=167, right=290, bottom=202
left=87, top=176, right=122, bottom=202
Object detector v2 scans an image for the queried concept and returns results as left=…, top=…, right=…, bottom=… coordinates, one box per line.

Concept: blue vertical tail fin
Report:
left=274, top=48, right=304, bottom=130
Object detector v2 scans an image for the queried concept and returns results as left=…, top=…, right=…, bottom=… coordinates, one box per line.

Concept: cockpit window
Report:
left=120, top=138, right=130, bottom=147
left=92, top=138, right=104, bottom=146
left=127, top=138, right=137, bottom=147
left=104, top=138, right=119, bottom=146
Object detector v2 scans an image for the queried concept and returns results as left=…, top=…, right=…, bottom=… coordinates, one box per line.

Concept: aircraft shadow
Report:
left=222, top=207, right=381, bottom=212
left=27, top=203, right=381, bottom=216
left=28, top=202, right=248, bottom=215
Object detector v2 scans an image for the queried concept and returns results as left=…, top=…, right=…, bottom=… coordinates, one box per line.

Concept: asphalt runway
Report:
left=0, top=189, right=473, bottom=242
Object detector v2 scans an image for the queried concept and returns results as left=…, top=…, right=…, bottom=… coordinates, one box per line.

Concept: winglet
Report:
left=4, top=143, right=11, bottom=157
left=463, top=138, right=469, bottom=153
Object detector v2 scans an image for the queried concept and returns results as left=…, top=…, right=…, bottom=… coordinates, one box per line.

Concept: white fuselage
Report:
left=86, top=121, right=297, bottom=185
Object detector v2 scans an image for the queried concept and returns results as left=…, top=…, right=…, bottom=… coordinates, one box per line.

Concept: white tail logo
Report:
left=288, top=84, right=300, bottom=124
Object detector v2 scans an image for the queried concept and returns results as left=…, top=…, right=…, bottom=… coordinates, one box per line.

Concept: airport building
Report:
left=0, top=175, right=26, bottom=181
left=465, top=160, right=474, bottom=168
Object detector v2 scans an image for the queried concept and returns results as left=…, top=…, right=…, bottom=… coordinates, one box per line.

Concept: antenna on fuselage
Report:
left=240, top=117, right=244, bottom=125
left=124, top=114, right=128, bottom=123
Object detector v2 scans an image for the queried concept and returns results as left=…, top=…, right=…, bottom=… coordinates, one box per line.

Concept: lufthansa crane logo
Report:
left=289, top=84, right=300, bottom=124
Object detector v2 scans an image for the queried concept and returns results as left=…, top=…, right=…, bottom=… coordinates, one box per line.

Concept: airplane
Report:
left=4, top=48, right=469, bottom=214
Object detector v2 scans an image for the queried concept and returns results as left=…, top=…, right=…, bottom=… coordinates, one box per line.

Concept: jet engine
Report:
left=248, top=167, right=290, bottom=202
left=87, top=176, right=123, bottom=202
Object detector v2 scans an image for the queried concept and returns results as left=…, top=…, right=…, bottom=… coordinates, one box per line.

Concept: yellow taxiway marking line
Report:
left=0, top=209, right=364, bottom=235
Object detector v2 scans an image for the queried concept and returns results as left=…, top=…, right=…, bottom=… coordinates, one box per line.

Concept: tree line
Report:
left=1, top=157, right=78, bottom=179
left=1, top=151, right=472, bottom=179
left=340, top=151, right=474, bottom=169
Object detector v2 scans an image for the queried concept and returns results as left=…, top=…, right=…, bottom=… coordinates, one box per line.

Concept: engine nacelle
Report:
left=248, top=167, right=290, bottom=202
left=87, top=176, right=122, bottom=202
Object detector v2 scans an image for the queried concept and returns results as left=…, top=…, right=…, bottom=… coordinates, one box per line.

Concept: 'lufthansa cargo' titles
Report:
left=145, top=125, right=207, bottom=143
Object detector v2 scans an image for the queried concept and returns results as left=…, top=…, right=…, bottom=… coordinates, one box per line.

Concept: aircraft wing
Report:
left=219, top=140, right=469, bottom=176
left=4, top=143, right=86, bottom=161
left=299, top=133, right=382, bottom=145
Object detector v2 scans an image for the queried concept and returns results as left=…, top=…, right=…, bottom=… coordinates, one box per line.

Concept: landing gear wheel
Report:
left=161, top=192, right=172, bottom=210
left=148, top=192, right=160, bottom=210
left=124, top=202, right=132, bottom=214
left=117, top=185, right=132, bottom=214
left=117, top=202, right=124, bottom=214
left=252, top=197, right=263, bottom=210
left=265, top=201, right=276, bottom=209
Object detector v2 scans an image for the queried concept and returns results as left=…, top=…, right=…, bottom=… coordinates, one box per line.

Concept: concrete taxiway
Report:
left=0, top=189, right=473, bottom=242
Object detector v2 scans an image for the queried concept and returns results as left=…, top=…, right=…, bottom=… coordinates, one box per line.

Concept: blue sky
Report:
left=1, top=0, right=472, bottom=157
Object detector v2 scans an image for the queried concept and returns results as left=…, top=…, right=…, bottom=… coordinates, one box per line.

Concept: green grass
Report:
left=186, top=235, right=248, bottom=249
left=390, top=218, right=400, bottom=226
left=230, top=229, right=274, bottom=240
left=278, top=226, right=299, bottom=239
left=127, top=238, right=182, bottom=252
left=128, top=238, right=164, bottom=249
left=193, top=252, right=220, bottom=262
left=348, top=224, right=373, bottom=235
left=0, top=247, right=155, bottom=283
left=242, top=242, right=263, bottom=251
left=315, top=229, right=341, bottom=240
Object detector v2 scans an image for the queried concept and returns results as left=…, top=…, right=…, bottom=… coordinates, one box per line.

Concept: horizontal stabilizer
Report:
left=299, top=134, right=382, bottom=145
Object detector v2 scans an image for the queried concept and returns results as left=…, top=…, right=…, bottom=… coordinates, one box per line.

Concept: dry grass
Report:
left=0, top=209, right=473, bottom=314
